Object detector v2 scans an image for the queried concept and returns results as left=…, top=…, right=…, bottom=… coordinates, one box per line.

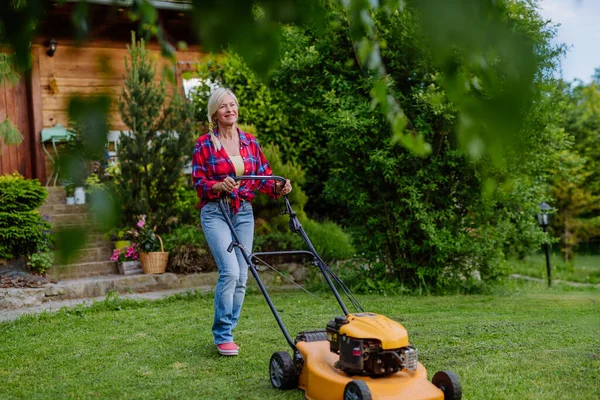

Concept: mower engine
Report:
left=326, top=313, right=418, bottom=377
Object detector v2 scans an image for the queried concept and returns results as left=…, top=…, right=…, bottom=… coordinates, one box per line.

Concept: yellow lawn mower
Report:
left=219, top=176, right=462, bottom=400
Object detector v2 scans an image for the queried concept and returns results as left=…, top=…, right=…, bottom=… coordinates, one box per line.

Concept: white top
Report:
left=230, top=155, right=244, bottom=176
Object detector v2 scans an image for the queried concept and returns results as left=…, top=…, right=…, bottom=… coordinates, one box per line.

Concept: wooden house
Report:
left=0, top=0, right=203, bottom=183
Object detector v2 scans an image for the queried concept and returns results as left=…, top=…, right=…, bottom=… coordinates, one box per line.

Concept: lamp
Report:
left=537, top=202, right=553, bottom=287
left=46, top=38, right=58, bottom=57
left=537, top=202, right=551, bottom=228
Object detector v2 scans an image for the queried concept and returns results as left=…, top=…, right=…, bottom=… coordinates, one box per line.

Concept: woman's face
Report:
left=215, top=94, right=238, bottom=128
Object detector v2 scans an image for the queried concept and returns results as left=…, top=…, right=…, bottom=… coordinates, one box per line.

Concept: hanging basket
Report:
left=139, top=234, right=169, bottom=274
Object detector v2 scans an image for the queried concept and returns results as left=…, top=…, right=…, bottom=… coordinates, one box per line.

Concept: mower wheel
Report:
left=343, top=380, right=372, bottom=400
left=269, top=351, right=297, bottom=390
left=432, top=370, right=462, bottom=400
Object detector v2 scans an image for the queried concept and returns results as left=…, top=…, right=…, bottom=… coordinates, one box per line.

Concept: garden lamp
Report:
left=537, top=202, right=552, bottom=287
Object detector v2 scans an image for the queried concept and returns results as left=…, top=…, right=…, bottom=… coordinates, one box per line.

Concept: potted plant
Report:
left=62, top=179, right=76, bottom=205
left=134, top=214, right=168, bottom=274
left=105, top=228, right=134, bottom=250
left=110, top=244, right=142, bottom=275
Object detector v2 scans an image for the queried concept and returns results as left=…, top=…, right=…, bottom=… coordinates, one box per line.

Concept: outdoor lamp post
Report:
left=537, top=202, right=552, bottom=287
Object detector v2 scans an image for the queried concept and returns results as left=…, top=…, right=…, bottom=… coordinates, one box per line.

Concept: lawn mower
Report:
left=218, top=176, right=462, bottom=400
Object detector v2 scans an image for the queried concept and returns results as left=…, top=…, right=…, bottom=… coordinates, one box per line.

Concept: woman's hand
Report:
left=275, top=179, right=292, bottom=195
left=215, top=177, right=239, bottom=193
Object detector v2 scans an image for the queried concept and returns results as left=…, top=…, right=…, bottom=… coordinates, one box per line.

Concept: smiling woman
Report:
left=191, top=87, right=292, bottom=356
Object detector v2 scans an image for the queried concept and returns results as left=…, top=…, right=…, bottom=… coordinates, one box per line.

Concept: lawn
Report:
left=0, top=281, right=598, bottom=400
left=508, top=253, right=600, bottom=284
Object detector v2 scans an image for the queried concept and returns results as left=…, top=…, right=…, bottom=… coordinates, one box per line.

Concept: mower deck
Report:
left=296, top=340, right=444, bottom=400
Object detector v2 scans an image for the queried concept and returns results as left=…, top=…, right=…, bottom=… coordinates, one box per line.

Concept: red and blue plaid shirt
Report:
left=192, top=128, right=277, bottom=212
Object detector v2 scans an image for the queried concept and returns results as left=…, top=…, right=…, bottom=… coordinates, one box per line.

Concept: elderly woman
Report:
left=192, top=88, right=292, bottom=356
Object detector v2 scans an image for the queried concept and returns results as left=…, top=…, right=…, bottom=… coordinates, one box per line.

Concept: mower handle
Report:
left=233, top=175, right=287, bottom=185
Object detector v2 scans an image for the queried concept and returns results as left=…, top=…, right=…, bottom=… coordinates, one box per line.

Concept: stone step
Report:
left=45, top=187, right=67, bottom=204
left=46, top=261, right=119, bottom=280
left=48, top=213, right=95, bottom=227
left=40, top=204, right=88, bottom=216
left=56, top=246, right=114, bottom=264
left=46, top=272, right=220, bottom=301
left=0, top=268, right=302, bottom=311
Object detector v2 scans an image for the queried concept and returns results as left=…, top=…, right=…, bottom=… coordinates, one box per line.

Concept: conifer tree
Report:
left=116, top=33, right=196, bottom=231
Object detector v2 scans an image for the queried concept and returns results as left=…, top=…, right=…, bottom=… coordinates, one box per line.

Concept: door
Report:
left=0, top=76, right=33, bottom=178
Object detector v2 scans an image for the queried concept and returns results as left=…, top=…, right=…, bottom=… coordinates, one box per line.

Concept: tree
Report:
left=115, top=34, right=196, bottom=230
left=189, top=1, right=566, bottom=289
left=550, top=150, right=600, bottom=261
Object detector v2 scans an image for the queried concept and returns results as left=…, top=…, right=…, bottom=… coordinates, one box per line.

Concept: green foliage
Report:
left=0, top=174, right=51, bottom=260
left=161, top=225, right=214, bottom=273
left=549, top=150, right=600, bottom=261
left=116, top=34, right=197, bottom=231
left=133, top=215, right=160, bottom=252
left=190, top=2, right=565, bottom=289
left=62, top=96, right=111, bottom=186
left=300, top=218, right=354, bottom=262
left=189, top=54, right=291, bottom=153
left=169, top=177, right=199, bottom=227
left=0, top=173, right=47, bottom=212
left=26, top=250, right=54, bottom=275
left=161, top=224, right=207, bottom=253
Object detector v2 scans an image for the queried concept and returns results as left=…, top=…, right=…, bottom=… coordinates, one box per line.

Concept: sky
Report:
left=538, top=0, right=600, bottom=83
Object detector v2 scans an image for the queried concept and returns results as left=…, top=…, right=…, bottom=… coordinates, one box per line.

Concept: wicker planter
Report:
left=139, top=234, right=168, bottom=274
left=118, top=260, right=142, bottom=275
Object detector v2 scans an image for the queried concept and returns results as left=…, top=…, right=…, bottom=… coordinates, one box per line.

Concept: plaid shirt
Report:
left=192, top=128, right=277, bottom=212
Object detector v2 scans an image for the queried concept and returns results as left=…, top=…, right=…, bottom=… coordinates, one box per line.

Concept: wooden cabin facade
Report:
left=0, top=1, right=203, bottom=183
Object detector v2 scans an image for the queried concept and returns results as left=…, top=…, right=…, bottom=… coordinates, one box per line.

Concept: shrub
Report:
left=300, top=218, right=355, bottom=262
left=27, top=251, right=54, bottom=275
left=0, top=172, right=47, bottom=212
left=161, top=225, right=215, bottom=273
left=0, top=174, right=50, bottom=261
left=26, top=214, right=55, bottom=275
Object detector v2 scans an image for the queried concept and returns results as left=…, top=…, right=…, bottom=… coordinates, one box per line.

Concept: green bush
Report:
left=169, top=177, right=199, bottom=226
left=162, top=224, right=207, bottom=252
left=300, top=218, right=355, bottom=262
left=161, top=225, right=214, bottom=273
left=27, top=250, right=55, bottom=275
left=0, top=172, right=47, bottom=212
left=0, top=174, right=50, bottom=261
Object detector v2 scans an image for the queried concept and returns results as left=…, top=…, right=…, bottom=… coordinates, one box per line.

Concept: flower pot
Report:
left=74, top=186, right=86, bottom=204
left=114, top=240, right=132, bottom=251
left=118, top=260, right=143, bottom=275
left=65, top=196, right=75, bottom=205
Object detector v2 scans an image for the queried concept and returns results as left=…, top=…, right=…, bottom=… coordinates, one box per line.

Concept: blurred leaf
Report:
left=89, top=188, right=119, bottom=231
left=56, top=226, right=88, bottom=265
left=0, top=116, right=24, bottom=146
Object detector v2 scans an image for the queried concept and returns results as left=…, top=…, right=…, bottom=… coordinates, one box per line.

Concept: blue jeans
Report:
left=201, top=201, right=254, bottom=345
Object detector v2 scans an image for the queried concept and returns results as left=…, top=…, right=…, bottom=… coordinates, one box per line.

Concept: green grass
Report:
left=0, top=282, right=599, bottom=400
left=508, top=253, right=600, bottom=284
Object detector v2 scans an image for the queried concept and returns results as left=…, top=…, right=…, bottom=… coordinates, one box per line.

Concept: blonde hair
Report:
left=207, top=88, right=239, bottom=150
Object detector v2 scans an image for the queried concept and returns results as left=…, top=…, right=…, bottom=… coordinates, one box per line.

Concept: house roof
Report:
left=63, top=0, right=192, bottom=11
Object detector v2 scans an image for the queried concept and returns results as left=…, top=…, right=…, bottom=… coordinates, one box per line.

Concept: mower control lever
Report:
left=227, top=241, right=235, bottom=253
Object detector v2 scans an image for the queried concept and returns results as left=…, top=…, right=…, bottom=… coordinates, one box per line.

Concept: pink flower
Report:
left=137, top=220, right=145, bottom=228
left=110, top=249, right=121, bottom=261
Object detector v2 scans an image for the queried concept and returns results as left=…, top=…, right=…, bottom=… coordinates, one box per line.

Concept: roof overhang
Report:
left=61, top=0, right=192, bottom=11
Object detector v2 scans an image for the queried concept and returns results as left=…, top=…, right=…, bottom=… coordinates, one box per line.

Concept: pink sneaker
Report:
left=216, top=342, right=239, bottom=356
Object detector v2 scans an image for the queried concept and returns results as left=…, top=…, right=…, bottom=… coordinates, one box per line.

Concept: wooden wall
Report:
left=36, top=42, right=203, bottom=182
left=39, top=43, right=203, bottom=130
